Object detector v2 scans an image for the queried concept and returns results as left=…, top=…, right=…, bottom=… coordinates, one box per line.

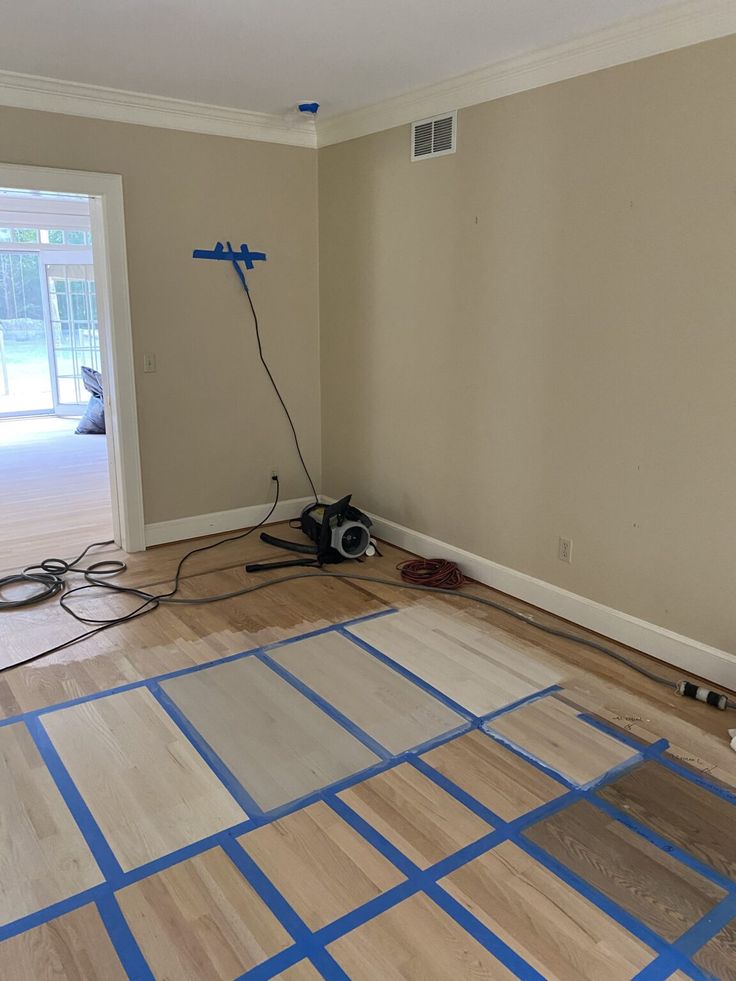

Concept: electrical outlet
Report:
left=271, top=469, right=279, bottom=481
left=143, top=352, right=157, bottom=373
left=558, top=537, right=573, bottom=563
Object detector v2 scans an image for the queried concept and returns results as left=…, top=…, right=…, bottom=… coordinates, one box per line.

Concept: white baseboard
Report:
left=358, top=505, right=736, bottom=691
left=144, top=497, right=313, bottom=547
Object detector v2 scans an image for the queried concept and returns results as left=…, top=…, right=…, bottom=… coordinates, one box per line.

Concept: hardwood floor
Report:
left=338, top=763, right=491, bottom=869
left=0, top=416, right=113, bottom=576
left=240, top=801, right=405, bottom=931
left=116, top=847, right=292, bottom=979
left=441, top=841, right=654, bottom=981
left=0, top=519, right=735, bottom=979
left=524, top=799, right=727, bottom=941
left=42, top=687, right=247, bottom=870
left=269, top=630, right=464, bottom=753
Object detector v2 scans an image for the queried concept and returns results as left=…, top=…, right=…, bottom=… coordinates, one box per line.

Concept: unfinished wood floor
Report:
left=0, top=415, right=113, bottom=577
left=0, top=520, right=735, bottom=979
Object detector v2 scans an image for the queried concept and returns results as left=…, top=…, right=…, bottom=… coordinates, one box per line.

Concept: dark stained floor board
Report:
left=597, top=761, right=736, bottom=882
left=693, top=917, right=736, bottom=981
left=524, top=799, right=727, bottom=940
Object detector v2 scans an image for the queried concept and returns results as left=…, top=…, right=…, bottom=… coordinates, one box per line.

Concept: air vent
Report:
left=411, top=111, right=457, bottom=161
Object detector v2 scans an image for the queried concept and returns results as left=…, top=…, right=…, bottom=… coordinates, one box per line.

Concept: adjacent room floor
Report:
left=0, top=528, right=734, bottom=980
left=0, top=415, right=113, bottom=576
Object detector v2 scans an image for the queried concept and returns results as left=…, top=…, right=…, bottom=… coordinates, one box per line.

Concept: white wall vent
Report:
left=411, top=111, right=457, bottom=161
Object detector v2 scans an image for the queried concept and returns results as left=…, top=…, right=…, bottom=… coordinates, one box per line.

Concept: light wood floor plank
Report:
left=117, top=846, right=291, bottom=979
left=422, top=730, right=566, bottom=821
left=273, top=961, right=323, bottom=979
left=441, top=841, right=654, bottom=980
left=489, top=695, right=638, bottom=784
left=328, top=892, right=516, bottom=979
left=0, top=722, right=103, bottom=926
left=160, top=657, right=379, bottom=812
left=0, top=902, right=126, bottom=981
left=239, top=800, right=405, bottom=930
left=348, top=606, right=560, bottom=715
left=42, top=687, right=247, bottom=871
left=270, top=631, right=464, bottom=753
left=338, top=763, right=490, bottom=869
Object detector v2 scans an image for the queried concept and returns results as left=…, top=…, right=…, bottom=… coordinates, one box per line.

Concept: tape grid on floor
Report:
left=1, top=607, right=734, bottom=981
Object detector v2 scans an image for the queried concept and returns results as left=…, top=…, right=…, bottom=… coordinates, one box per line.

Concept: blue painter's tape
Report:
left=518, top=836, right=692, bottom=962
left=631, top=951, right=699, bottom=981
left=327, top=794, right=419, bottom=878
left=591, top=795, right=736, bottom=895
left=120, top=820, right=251, bottom=888
left=0, top=610, right=399, bottom=733
left=95, top=892, right=155, bottom=980
left=26, top=717, right=124, bottom=885
left=338, top=625, right=476, bottom=721
left=675, top=893, right=736, bottom=958
left=578, top=712, right=670, bottom=755
left=261, top=606, right=398, bottom=654
left=481, top=724, right=579, bottom=789
left=0, top=884, right=107, bottom=943
left=298, top=102, right=320, bottom=114
left=480, top=684, right=563, bottom=722
left=426, top=883, right=548, bottom=981
left=257, top=650, right=391, bottom=760
left=192, top=241, right=267, bottom=269
left=410, top=755, right=505, bottom=827
left=147, top=681, right=264, bottom=818
left=221, top=836, right=310, bottom=942
left=660, top=754, right=736, bottom=806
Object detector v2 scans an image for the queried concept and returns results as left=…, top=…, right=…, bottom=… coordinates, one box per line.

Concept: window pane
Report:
left=65, top=230, right=85, bottom=245
left=0, top=228, right=11, bottom=243
left=12, top=228, right=39, bottom=243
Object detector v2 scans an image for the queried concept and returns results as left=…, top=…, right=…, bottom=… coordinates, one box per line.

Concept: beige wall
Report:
left=319, top=36, right=736, bottom=653
left=0, top=106, right=320, bottom=524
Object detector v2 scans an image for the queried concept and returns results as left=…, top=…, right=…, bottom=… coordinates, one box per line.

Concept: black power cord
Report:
left=0, top=540, right=125, bottom=610
left=0, top=477, right=281, bottom=669
left=229, top=244, right=318, bottom=503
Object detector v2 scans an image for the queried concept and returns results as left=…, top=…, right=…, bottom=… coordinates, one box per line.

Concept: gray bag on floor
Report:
left=75, top=366, right=106, bottom=434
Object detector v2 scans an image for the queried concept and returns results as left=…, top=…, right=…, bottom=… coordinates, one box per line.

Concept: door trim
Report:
left=0, top=163, right=145, bottom=552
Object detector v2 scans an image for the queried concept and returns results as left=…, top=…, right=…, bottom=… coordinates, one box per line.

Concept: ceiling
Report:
left=1, top=0, right=684, bottom=119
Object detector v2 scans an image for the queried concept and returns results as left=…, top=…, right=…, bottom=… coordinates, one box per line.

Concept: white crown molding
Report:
left=317, top=0, right=736, bottom=147
left=0, top=69, right=318, bottom=148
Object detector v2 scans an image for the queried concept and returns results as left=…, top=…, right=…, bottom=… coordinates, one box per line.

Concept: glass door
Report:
left=0, top=250, right=53, bottom=415
left=43, top=252, right=99, bottom=413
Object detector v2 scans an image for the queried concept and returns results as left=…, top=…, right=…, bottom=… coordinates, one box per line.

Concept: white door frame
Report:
left=0, top=163, right=145, bottom=552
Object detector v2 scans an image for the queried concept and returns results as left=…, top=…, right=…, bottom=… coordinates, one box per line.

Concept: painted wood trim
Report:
left=0, top=68, right=318, bottom=148
left=0, top=163, right=146, bottom=552
left=317, top=0, right=736, bottom=146
left=144, top=496, right=315, bottom=547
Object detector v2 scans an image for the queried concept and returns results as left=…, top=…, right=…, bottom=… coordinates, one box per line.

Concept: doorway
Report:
left=0, top=190, right=100, bottom=417
left=0, top=164, right=144, bottom=559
